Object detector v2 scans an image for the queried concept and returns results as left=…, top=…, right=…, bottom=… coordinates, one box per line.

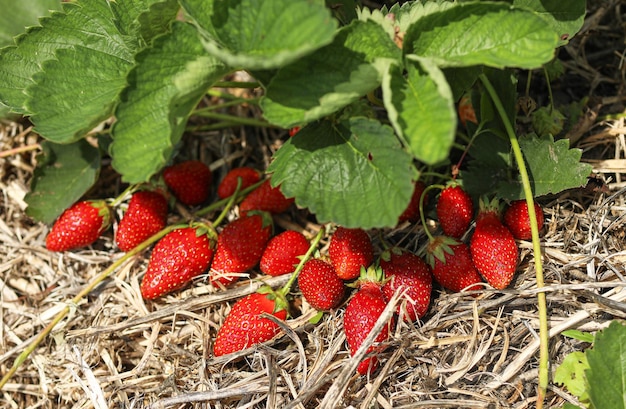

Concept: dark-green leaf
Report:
left=267, top=117, right=417, bottom=228
left=404, top=2, right=559, bottom=69
left=180, top=0, right=337, bottom=70
left=110, top=22, right=230, bottom=183
left=25, top=140, right=101, bottom=224
left=585, top=321, right=626, bottom=409
left=261, top=19, right=401, bottom=128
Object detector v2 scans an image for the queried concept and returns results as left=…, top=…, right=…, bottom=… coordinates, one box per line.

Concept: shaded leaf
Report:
left=383, top=55, right=456, bottom=165
left=180, top=0, right=337, bottom=69
left=268, top=117, right=417, bottom=228
left=110, top=22, right=229, bottom=184
left=404, top=2, right=559, bottom=69
left=25, top=140, right=100, bottom=224
left=261, top=19, right=401, bottom=128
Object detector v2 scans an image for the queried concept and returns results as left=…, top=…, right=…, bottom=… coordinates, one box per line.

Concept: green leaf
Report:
left=110, top=22, right=229, bottom=184
left=267, top=117, right=417, bottom=229
left=554, top=351, right=591, bottom=406
left=462, top=133, right=512, bottom=199
left=404, top=2, right=559, bottom=69
left=261, top=19, right=401, bottom=128
left=513, top=0, right=586, bottom=46
left=180, top=0, right=337, bottom=70
left=586, top=321, right=626, bottom=409
left=23, top=0, right=179, bottom=143
left=112, top=0, right=180, bottom=45
left=562, top=329, right=595, bottom=344
left=383, top=56, right=456, bottom=165
left=0, top=0, right=62, bottom=47
left=25, top=140, right=101, bottom=224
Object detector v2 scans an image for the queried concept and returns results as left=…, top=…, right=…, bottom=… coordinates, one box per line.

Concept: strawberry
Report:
left=163, top=160, right=212, bottom=206
left=213, top=290, right=288, bottom=356
left=328, top=227, right=374, bottom=280
left=46, top=200, right=111, bottom=252
left=436, top=184, right=473, bottom=239
left=344, top=269, right=394, bottom=376
left=140, top=225, right=214, bottom=299
left=289, top=126, right=301, bottom=137
left=380, top=248, right=432, bottom=321
left=470, top=201, right=519, bottom=289
left=115, top=190, right=168, bottom=252
left=217, top=167, right=261, bottom=199
left=398, top=180, right=427, bottom=224
left=298, top=258, right=345, bottom=310
left=503, top=199, right=545, bottom=240
left=260, top=230, right=310, bottom=277
left=239, top=179, right=294, bottom=215
left=426, top=236, right=483, bottom=293
left=210, top=212, right=273, bottom=287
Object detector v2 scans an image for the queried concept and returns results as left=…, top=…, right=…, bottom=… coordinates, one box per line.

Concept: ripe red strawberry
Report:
left=239, top=179, right=294, bottom=215
left=344, top=271, right=394, bottom=376
left=470, top=201, right=519, bottom=289
left=503, top=199, right=545, bottom=240
left=328, top=227, right=374, bottom=280
left=115, top=190, right=168, bottom=252
left=260, top=230, right=310, bottom=277
left=426, top=236, right=483, bottom=293
left=380, top=248, right=432, bottom=321
left=163, top=160, right=212, bottom=206
left=289, top=126, right=301, bottom=137
left=213, top=290, right=288, bottom=356
left=140, top=225, right=215, bottom=299
left=398, top=180, right=427, bottom=223
left=217, top=167, right=261, bottom=199
left=436, top=184, right=474, bottom=239
left=210, top=212, right=273, bottom=287
left=46, top=200, right=111, bottom=252
left=298, top=258, right=345, bottom=310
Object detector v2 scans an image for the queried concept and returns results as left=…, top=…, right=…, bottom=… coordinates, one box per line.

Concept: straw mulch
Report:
left=1, top=2, right=626, bottom=408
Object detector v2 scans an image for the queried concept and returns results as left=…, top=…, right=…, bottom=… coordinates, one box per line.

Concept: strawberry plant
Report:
left=0, top=0, right=589, bottom=230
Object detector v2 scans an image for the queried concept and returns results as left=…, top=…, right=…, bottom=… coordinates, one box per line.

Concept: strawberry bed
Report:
left=1, top=1, right=626, bottom=408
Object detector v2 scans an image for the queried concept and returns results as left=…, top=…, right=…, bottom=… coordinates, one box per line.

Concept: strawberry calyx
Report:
left=476, top=196, right=503, bottom=222
left=189, top=221, right=218, bottom=244
left=257, top=285, right=290, bottom=315
left=348, top=265, right=386, bottom=290
left=90, top=200, right=113, bottom=232
left=425, top=235, right=461, bottom=268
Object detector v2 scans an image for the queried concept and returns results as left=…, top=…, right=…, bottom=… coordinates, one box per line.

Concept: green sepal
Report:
left=257, top=284, right=291, bottom=316
left=425, top=235, right=461, bottom=268
left=309, top=310, right=325, bottom=325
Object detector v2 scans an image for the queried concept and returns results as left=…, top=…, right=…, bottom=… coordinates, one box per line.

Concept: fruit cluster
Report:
left=44, top=160, right=545, bottom=377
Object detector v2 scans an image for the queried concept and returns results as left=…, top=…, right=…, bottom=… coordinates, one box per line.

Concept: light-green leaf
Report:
left=554, top=351, right=591, bottom=406
left=585, top=321, right=626, bottom=409
left=180, top=0, right=337, bottom=70
left=404, top=2, right=559, bottom=69
left=513, top=0, right=586, bottom=46
left=261, top=19, right=401, bottom=128
left=383, top=56, right=456, bottom=165
left=25, top=140, right=101, bottom=224
left=0, top=0, right=61, bottom=48
left=110, top=22, right=229, bottom=184
left=267, top=117, right=417, bottom=228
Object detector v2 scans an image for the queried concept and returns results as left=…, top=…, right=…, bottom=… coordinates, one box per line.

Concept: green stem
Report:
left=193, top=97, right=260, bottom=115
left=190, top=111, right=277, bottom=128
left=194, top=179, right=264, bottom=218
left=479, top=73, right=548, bottom=407
left=0, top=223, right=186, bottom=391
left=213, top=81, right=260, bottom=89
left=278, top=227, right=326, bottom=298
left=418, top=184, right=445, bottom=242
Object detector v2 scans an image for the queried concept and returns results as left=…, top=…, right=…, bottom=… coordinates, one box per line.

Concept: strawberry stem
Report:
left=418, top=183, right=445, bottom=243
left=211, top=177, right=244, bottom=227
left=479, top=73, right=548, bottom=407
left=194, top=179, right=263, bottom=218
left=277, top=227, right=326, bottom=298
left=0, top=223, right=187, bottom=391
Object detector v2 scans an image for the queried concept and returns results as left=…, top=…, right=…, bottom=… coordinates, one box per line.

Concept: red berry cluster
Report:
left=44, top=162, right=545, bottom=378
left=427, top=184, right=545, bottom=292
